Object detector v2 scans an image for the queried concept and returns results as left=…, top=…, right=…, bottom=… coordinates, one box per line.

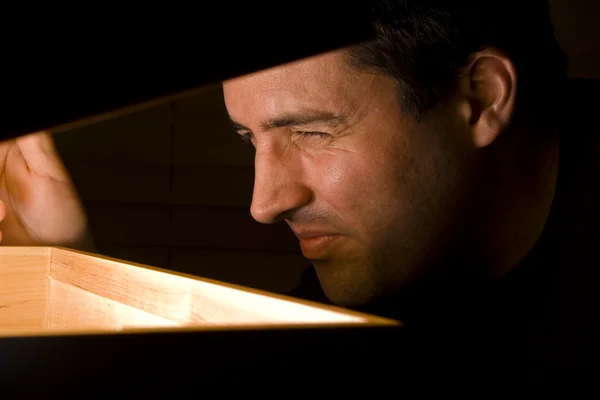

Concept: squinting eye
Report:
left=295, top=131, right=329, bottom=140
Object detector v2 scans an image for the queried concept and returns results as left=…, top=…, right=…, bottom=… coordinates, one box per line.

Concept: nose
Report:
left=250, top=143, right=312, bottom=224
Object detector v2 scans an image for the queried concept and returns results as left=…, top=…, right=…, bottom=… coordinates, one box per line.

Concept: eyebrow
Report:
left=229, top=110, right=345, bottom=133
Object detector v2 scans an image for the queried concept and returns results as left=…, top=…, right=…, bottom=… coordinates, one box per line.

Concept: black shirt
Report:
left=288, top=78, right=600, bottom=388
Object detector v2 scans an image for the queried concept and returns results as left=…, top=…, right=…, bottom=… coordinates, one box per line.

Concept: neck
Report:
left=473, top=121, right=560, bottom=280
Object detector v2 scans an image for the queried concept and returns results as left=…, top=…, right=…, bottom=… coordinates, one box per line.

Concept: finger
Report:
left=4, top=140, right=31, bottom=197
left=15, top=132, right=72, bottom=183
left=0, top=138, right=12, bottom=163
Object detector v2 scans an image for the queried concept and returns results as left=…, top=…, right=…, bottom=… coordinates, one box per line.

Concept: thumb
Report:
left=15, top=132, right=72, bottom=183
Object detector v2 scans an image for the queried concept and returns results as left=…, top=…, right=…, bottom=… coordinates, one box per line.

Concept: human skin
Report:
left=223, top=48, right=558, bottom=306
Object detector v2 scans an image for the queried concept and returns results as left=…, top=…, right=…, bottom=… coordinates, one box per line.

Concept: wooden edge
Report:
left=0, top=246, right=52, bottom=329
left=0, top=320, right=401, bottom=339
left=48, top=246, right=401, bottom=326
left=0, top=246, right=51, bottom=256
left=44, top=248, right=52, bottom=328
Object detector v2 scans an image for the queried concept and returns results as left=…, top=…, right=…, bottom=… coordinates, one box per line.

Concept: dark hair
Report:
left=347, top=0, right=569, bottom=123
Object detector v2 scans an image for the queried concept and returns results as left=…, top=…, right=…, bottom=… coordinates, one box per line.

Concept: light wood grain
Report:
left=0, top=320, right=396, bottom=339
left=94, top=245, right=307, bottom=294
left=51, top=248, right=195, bottom=323
left=0, top=247, right=50, bottom=331
left=49, top=247, right=389, bottom=326
left=47, top=279, right=177, bottom=330
left=0, top=246, right=399, bottom=337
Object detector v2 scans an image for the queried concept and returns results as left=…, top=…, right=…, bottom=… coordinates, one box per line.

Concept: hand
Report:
left=0, top=132, right=95, bottom=251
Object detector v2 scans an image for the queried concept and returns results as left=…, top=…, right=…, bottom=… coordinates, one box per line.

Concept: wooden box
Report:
left=0, top=246, right=402, bottom=395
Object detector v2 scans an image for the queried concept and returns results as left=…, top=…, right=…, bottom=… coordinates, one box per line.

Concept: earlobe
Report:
left=461, top=49, right=517, bottom=148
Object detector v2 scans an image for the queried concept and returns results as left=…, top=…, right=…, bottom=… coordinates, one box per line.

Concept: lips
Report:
left=291, top=228, right=342, bottom=259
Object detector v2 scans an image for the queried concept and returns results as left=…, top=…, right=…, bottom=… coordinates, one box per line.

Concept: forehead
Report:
left=223, top=49, right=376, bottom=124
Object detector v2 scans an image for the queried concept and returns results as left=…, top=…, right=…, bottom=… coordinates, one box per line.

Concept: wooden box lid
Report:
left=0, top=246, right=397, bottom=335
left=0, top=247, right=403, bottom=394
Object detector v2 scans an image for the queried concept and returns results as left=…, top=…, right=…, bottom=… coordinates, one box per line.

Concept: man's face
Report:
left=223, top=50, right=480, bottom=306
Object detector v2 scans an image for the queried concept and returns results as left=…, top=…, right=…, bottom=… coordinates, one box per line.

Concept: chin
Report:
left=312, top=259, right=380, bottom=307
left=321, top=284, right=379, bottom=308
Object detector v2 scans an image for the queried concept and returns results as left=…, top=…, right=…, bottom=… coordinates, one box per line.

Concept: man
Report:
left=222, top=0, right=598, bottom=384
left=0, top=0, right=598, bottom=386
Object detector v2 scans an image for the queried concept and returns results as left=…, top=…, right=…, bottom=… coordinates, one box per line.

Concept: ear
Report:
left=457, top=48, right=517, bottom=148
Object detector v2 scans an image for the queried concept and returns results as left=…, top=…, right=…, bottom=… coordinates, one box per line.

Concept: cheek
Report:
left=301, top=126, right=443, bottom=240
left=304, top=146, right=403, bottom=227
left=308, top=150, right=362, bottom=198
left=315, top=155, right=353, bottom=199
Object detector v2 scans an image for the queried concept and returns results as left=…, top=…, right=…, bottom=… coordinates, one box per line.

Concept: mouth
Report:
left=291, top=229, right=343, bottom=259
